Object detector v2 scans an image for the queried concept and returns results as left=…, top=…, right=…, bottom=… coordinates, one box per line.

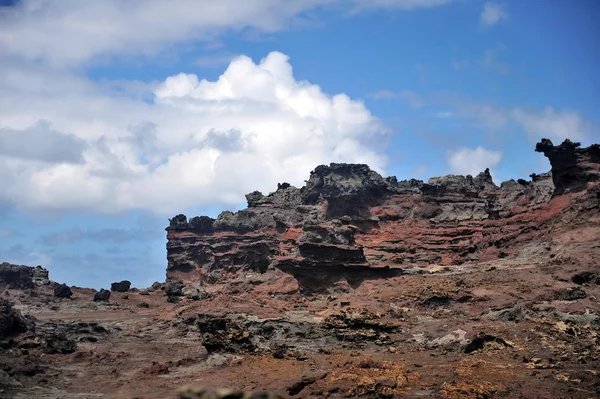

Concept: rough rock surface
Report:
left=0, top=138, right=599, bottom=399
left=93, top=289, right=111, bottom=302
left=53, top=283, right=73, bottom=299
left=165, top=139, right=598, bottom=294
left=110, top=281, right=131, bottom=293
left=0, top=263, right=50, bottom=289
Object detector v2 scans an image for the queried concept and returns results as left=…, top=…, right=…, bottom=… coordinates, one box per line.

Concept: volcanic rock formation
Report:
left=166, top=139, right=599, bottom=293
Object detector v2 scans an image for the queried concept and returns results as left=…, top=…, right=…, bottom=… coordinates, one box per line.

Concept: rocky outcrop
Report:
left=110, top=280, right=131, bottom=292
left=53, top=283, right=73, bottom=299
left=535, top=138, right=600, bottom=195
left=166, top=139, right=600, bottom=292
left=93, top=289, right=111, bottom=302
left=0, top=263, right=50, bottom=289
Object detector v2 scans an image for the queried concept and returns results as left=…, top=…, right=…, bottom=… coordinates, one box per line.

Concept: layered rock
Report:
left=166, top=139, right=600, bottom=292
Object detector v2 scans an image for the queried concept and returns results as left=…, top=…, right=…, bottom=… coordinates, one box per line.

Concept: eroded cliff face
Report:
left=166, top=139, right=600, bottom=293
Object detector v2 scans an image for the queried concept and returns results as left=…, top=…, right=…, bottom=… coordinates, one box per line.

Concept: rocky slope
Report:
left=1, top=138, right=599, bottom=399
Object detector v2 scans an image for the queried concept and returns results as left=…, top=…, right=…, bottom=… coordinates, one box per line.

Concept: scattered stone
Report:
left=147, top=281, right=163, bottom=292
left=551, top=287, right=587, bottom=301
left=571, top=271, right=599, bottom=285
left=462, top=333, right=513, bottom=354
left=53, top=283, right=73, bottom=299
left=137, top=302, right=150, bottom=308
left=93, top=289, right=111, bottom=302
left=163, top=280, right=184, bottom=297
left=139, top=290, right=150, bottom=296
left=287, top=375, right=318, bottom=396
left=42, top=333, right=77, bottom=354
left=110, top=280, right=131, bottom=292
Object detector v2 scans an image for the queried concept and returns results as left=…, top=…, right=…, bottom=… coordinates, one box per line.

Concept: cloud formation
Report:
left=0, top=52, right=388, bottom=214
left=480, top=2, right=508, bottom=26
left=0, top=0, right=452, bottom=66
left=0, top=121, right=87, bottom=163
left=447, top=147, right=502, bottom=177
left=512, top=107, right=596, bottom=142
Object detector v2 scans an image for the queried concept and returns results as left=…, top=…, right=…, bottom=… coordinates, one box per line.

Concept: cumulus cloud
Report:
left=480, top=2, right=508, bottom=26
left=0, top=52, right=388, bottom=214
left=447, top=147, right=502, bottom=177
left=512, top=107, right=597, bottom=142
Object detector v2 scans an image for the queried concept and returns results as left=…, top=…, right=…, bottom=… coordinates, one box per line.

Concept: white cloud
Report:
left=0, top=52, right=388, bottom=215
left=351, top=0, right=451, bottom=11
left=512, top=107, right=597, bottom=142
left=370, top=90, right=424, bottom=108
left=0, top=0, right=452, bottom=66
left=447, top=147, right=502, bottom=176
left=480, top=2, right=508, bottom=26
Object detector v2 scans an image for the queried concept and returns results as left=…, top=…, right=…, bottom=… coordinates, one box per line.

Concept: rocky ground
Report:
left=1, top=139, right=599, bottom=398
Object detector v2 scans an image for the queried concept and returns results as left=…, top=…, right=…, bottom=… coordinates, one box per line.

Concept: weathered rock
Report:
left=165, top=139, right=600, bottom=295
left=42, top=333, right=77, bottom=354
left=163, top=280, right=185, bottom=296
left=53, top=283, right=73, bottom=299
left=32, top=266, right=50, bottom=286
left=535, top=138, right=600, bottom=195
left=93, top=289, right=111, bottom=302
left=0, top=263, right=35, bottom=289
left=110, top=280, right=131, bottom=292
left=571, top=271, right=599, bottom=285
left=0, top=299, right=32, bottom=338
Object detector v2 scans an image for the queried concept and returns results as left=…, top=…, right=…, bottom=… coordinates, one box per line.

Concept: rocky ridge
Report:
left=166, top=139, right=599, bottom=293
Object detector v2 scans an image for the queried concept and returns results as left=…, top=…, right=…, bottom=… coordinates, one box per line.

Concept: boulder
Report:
left=110, top=280, right=131, bottom=292
left=53, top=283, right=73, bottom=299
left=93, top=289, right=111, bottom=302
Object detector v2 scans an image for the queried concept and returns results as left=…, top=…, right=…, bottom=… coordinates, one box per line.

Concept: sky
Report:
left=0, top=0, right=598, bottom=289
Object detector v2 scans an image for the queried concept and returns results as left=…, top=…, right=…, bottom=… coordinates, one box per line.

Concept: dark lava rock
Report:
left=535, top=138, right=600, bottom=195
left=0, top=263, right=34, bottom=289
left=462, top=333, right=513, bottom=354
left=167, top=296, right=181, bottom=304
left=93, top=289, right=111, bottom=302
left=42, top=333, right=77, bottom=354
left=53, top=283, right=73, bottom=298
left=572, top=271, right=599, bottom=285
left=196, top=314, right=255, bottom=353
left=287, top=375, right=320, bottom=396
left=110, top=280, right=131, bottom=292
left=552, top=287, right=587, bottom=301
left=163, top=280, right=185, bottom=296
left=0, top=299, right=32, bottom=339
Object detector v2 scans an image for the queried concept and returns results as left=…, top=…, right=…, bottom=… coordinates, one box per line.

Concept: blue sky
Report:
left=0, top=0, right=598, bottom=288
